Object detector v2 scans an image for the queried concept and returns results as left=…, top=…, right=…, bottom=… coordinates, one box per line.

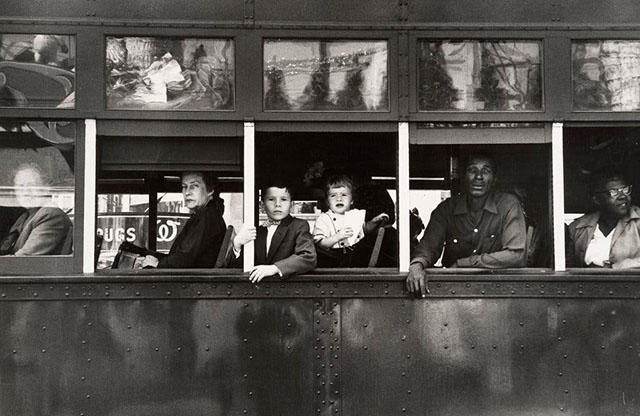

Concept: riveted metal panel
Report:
left=2, top=0, right=244, bottom=22
left=313, top=298, right=341, bottom=416
left=407, top=0, right=556, bottom=24
left=254, top=0, right=399, bottom=24
left=0, top=298, right=315, bottom=415
left=340, top=297, right=640, bottom=415
left=1, top=277, right=640, bottom=415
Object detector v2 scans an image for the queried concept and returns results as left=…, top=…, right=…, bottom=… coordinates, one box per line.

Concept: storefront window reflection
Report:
left=263, top=40, right=389, bottom=111
left=573, top=41, right=640, bottom=111
left=106, top=36, right=235, bottom=110
left=0, top=34, right=75, bottom=108
left=417, top=40, right=542, bottom=111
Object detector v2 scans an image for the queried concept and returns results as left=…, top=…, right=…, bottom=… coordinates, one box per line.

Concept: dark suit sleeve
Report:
left=273, top=220, right=317, bottom=277
left=565, top=223, right=577, bottom=268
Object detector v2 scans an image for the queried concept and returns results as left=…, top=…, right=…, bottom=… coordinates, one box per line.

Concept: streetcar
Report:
left=1, top=0, right=640, bottom=414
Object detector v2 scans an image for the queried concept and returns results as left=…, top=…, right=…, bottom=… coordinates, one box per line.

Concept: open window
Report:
left=255, top=130, right=398, bottom=269
left=564, top=126, right=640, bottom=269
left=96, top=132, right=243, bottom=270
left=409, top=124, right=552, bottom=269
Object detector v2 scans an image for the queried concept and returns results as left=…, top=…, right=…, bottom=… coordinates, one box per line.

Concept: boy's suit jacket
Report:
left=234, top=215, right=316, bottom=277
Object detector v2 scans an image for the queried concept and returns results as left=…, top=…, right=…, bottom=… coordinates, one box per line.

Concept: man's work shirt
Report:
left=410, top=192, right=527, bottom=268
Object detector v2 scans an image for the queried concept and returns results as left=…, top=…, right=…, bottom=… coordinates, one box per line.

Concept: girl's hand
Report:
left=336, top=227, right=354, bottom=241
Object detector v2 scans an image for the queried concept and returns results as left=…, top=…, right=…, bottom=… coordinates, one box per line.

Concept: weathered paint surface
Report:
left=0, top=276, right=639, bottom=415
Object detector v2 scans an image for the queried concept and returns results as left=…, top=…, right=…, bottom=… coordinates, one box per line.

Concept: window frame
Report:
left=0, top=118, right=85, bottom=275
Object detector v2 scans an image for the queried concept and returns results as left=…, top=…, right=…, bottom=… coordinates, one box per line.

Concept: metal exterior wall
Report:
left=1, top=275, right=639, bottom=415
left=5, top=0, right=640, bottom=25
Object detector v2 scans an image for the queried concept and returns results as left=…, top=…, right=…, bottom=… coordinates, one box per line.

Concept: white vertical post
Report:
left=552, top=122, right=566, bottom=271
left=243, top=121, right=255, bottom=272
left=398, top=122, right=410, bottom=272
left=83, top=119, right=97, bottom=274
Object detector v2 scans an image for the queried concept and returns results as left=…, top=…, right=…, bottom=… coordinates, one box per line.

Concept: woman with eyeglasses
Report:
left=566, top=171, right=639, bottom=268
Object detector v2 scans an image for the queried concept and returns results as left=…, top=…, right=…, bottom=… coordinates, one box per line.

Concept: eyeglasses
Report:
left=596, top=185, right=632, bottom=198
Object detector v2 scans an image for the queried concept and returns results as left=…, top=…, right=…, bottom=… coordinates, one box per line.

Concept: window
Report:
left=0, top=33, right=75, bottom=108
left=564, top=127, right=640, bottom=269
left=0, top=121, right=75, bottom=257
left=97, top=135, right=243, bottom=270
left=263, top=40, right=389, bottom=111
left=409, top=124, right=551, bottom=268
left=417, top=40, right=542, bottom=111
left=256, top=131, right=398, bottom=268
left=573, top=40, right=640, bottom=111
left=105, top=36, right=235, bottom=110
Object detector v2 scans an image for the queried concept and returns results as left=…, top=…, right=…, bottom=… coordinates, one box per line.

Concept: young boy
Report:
left=313, top=174, right=389, bottom=266
left=231, top=181, right=317, bottom=282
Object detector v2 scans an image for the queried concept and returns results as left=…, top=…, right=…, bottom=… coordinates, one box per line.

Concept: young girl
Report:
left=313, top=175, right=388, bottom=266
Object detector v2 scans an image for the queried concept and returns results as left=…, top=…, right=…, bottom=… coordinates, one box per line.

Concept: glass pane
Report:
left=0, top=121, right=75, bottom=256
left=564, top=127, right=640, bottom=268
left=417, top=40, right=542, bottom=111
left=409, top=140, right=551, bottom=269
left=263, top=40, right=389, bottom=111
left=97, top=194, right=151, bottom=269
left=573, top=41, right=640, bottom=111
left=0, top=34, right=75, bottom=108
left=106, top=36, right=235, bottom=110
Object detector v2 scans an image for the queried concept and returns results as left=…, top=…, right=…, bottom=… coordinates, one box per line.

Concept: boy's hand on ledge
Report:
left=233, top=225, right=257, bottom=251
left=249, top=264, right=280, bottom=283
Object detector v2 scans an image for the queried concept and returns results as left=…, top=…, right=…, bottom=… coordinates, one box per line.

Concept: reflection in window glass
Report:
left=96, top=188, right=244, bottom=270
left=0, top=34, right=75, bottom=108
left=263, top=40, right=388, bottom=111
left=106, top=36, right=234, bottom=110
left=97, top=194, right=152, bottom=269
left=564, top=128, right=640, bottom=268
left=0, top=121, right=75, bottom=256
left=409, top=142, right=550, bottom=268
left=417, top=40, right=542, bottom=111
left=573, top=41, right=640, bottom=111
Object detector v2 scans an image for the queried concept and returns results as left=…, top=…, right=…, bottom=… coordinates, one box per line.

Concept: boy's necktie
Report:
left=263, top=219, right=281, bottom=227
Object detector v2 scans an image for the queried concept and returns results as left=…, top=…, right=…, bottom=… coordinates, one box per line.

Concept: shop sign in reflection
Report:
left=96, top=214, right=189, bottom=252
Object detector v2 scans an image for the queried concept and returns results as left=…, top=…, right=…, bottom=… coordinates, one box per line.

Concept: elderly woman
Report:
left=0, top=163, right=72, bottom=256
left=566, top=172, right=640, bottom=269
left=142, top=171, right=227, bottom=268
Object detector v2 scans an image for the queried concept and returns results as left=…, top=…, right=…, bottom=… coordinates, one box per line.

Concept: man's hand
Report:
left=406, top=262, right=429, bottom=298
left=233, top=224, right=257, bottom=251
left=249, top=264, right=280, bottom=283
left=141, top=255, right=159, bottom=268
left=364, top=213, right=390, bottom=234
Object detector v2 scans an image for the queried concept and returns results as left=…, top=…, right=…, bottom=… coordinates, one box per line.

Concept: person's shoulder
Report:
left=288, top=216, right=311, bottom=231
left=434, top=195, right=456, bottom=210
left=629, top=205, right=640, bottom=219
left=35, top=206, right=70, bottom=221
left=494, top=191, right=520, bottom=205
left=568, top=211, right=598, bottom=231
